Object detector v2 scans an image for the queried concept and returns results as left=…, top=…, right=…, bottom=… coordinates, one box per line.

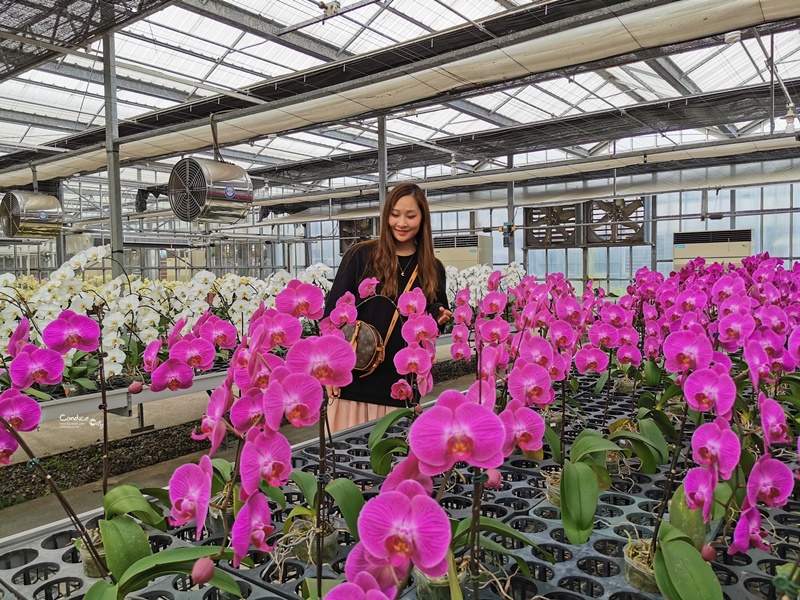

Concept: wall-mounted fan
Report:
left=585, top=198, right=645, bottom=245
left=339, top=218, right=374, bottom=254
left=167, top=157, right=253, bottom=224
left=523, top=205, right=578, bottom=248
left=0, top=191, right=63, bottom=239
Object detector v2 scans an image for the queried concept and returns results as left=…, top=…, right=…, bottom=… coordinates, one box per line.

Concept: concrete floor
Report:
left=0, top=368, right=475, bottom=541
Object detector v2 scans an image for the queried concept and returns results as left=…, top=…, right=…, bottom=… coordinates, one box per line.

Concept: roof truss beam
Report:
left=176, top=0, right=342, bottom=62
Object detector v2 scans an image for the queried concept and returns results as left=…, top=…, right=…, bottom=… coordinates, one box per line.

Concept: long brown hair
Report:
left=369, top=183, right=439, bottom=300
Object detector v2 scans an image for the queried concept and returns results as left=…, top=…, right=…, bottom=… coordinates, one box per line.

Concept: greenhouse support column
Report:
left=55, top=180, right=67, bottom=268
left=507, top=154, right=515, bottom=265
left=378, top=116, right=387, bottom=213
left=103, top=31, right=124, bottom=280
left=649, top=195, right=657, bottom=271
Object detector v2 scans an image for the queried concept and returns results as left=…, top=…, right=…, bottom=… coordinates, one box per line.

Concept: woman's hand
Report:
left=437, top=306, right=452, bottom=325
left=325, top=385, right=340, bottom=399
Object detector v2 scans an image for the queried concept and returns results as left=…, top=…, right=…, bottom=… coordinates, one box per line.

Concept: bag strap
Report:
left=384, top=264, right=418, bottom=343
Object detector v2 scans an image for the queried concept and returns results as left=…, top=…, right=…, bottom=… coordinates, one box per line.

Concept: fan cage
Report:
left=167, top=157, right=253, bottom=224
left=0, top=191, right=63, bottom=239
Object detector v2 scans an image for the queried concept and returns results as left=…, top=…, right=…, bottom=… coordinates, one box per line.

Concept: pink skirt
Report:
left=326, top=397, right=395, bottom=433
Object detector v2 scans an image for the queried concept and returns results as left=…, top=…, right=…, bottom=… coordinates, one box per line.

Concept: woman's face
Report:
left=388, top=194, right=422, bottom=247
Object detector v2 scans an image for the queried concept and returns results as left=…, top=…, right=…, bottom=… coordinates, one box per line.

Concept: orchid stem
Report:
left=0, top=417, right=114, bottom=583
left=468, top=470, right=484, bottom=599
left=435, top=466, right=455, bottom=503
left=649, top=402, right=689, bottom=565
left=559, top=380, right=567, bottom=468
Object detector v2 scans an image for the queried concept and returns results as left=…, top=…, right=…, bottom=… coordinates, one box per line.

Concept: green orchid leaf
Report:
left=644, top=360, right=662, bottom=388
left=283, top=506, right=315, bottom=536
left=138, top=487, right=171, bottom=510
left=543, top=424, right=561, bottom=464
left=451, top=518, right=471, bottom=548
left=369, top=437, right=409, bottom=476
left=560, top=460, right=598, bottom=545
left=639, top=419, right=669, bottom=463
left=98, top=516, right=153, bottom=582
left=638, top=391, right=656, bottom=409
left=83, top=580, right=117, bottom=600
left=659, top=382, right=683, bottom=404
left=569, top=376, right=579, bottom=393
left=594, top=371, right=609, bottom=395
left=290, top=469, right=318, bottom=507
left=260, top=483, right=287, bottom=510
left=478, top=535, right=533, bottom=578
left=660, top=539, right=723, bottom=600
left=447, top=549, right=463, bottom=600
left=24, top=386, right=52, bottom=401
left=569, top=430, right=620, bottom=464
left=642, top=408, right=679, bottom=441
left=654, top=547, right=682, bottom=600
left=666, top=485, right=705, bottom=550
left=474, top=516, right=554, bottom=563
left=211, top=458, right=234, bottom=482
left=367, top=408, right=414, bottom=449
left=117, top=547, right=239, bottom=597
left=301, top=577, right=343, bottom=599
left=76, top=377, right=98, bottom=390
left=583, top=458, right=612, bottom=491
left=712, top=482, right=735, bottom=520
left=326, top=477, right=365, bottom=541
left=658, top=517, right=696, bottom=547
left=609, top=429, right=665, bottom=465
left=627, top=439, right=657, bottom=474
left=103, top=484, right=166, bottom=530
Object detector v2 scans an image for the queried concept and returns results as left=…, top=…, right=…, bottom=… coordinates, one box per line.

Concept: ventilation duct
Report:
left=167, top=157, right=253, bottom=224
left=0, top=191, right=63, bottom=238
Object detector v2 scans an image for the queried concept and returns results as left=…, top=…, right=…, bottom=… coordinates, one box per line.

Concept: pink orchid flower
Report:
left=285, top=336, right=356, bottom=387
left=519, top=335, right=554, bottom=369
left=453, top=304, right=472, bottom=325
left=682, top=369, right=736, bottom=417
left=616, top=344, right=642, bottom=368
left=230, top=388, right=267, bottom=433
left=402, top=314, right=439, bottom=345
left=41, top=310, right=100, bottom=354
left=499, top=399, right=545, bottom=456
left=508, top=362, right=553, bottom=407
left=479, top=291, right=507, bottom=316
left=744, top=340, right=773, bottom=389
left=143, top=339, right=162, bottom=373
left=169, top=455, right=212, bottom=541
left=600, top=304, right=630, bottom=328
left=588, top=323, right=620, bottom=349
left=326, top=572, right=394, bottom=600
left=238, top=351, right=284, bottom=393
left=478, top=317, right=511, bottom=345
left=231, top=493, right=276, bottom=568
left=358, top=480, right=450, bottom=578
left=199, top=316, right=238, bottom=349
left=191, top=382, right=233, bottom=456
left=167, top=317, right=187, bottom=350
left=274, top=280, right=324, bottom=319
left=358, top=277, right=380, bottom=299
left=663, top=330, right=713, bottom=373
left=555, top=296, right=583, bottom=327
left=263, top=373, right=322, bottom=430
left=747, top=455, right=794, bottom=507
left=711, top=274, right=745, bottom=304
left=251, top=313, right=303, bottom=351
left=390, top=379, right=413, bottom=402
left=239, top=427, right=292, bottom=499
left=394, top=344, right=433, bottom=376
left=691, top=420, right=740, bottom=481
left=9, top=345, right=64, bottom=389
left=684, top=467, right=716, bottom=523
left=409, top=390, right=505, bottom=475
left=345, top=543, right=408, bottom=598
left=574, top=346, right=609, bottom=375
left=398, top=288, right=427, bottom=317
left=417, top=371, right=434, bottom=396
left=383, top=452, right=433, bottom=495
left=451, top=323, right=470, bottom=344
left=0, top=389, right=42, bottom=432
left=728, top=507, right=769, bottom=554
left=149, top=357, right=194, bottom=392
left=330, top=303, right=358, bottom=327
left=487, top=270, right=504, bottom=292
left=759, top=394, right=790, bottom=449
left=0, top=427, right=19, bottom=465
left=170, top=337, right=216, bottom=371
left=7, top=318, right=30, bottom=358
left=549, top=320, right=577, bottom=352
left=450, top=342, right=471, bottom=362
left=455, top=288, right=470, bottom=307
left=788, top=327, right=800, bottom=364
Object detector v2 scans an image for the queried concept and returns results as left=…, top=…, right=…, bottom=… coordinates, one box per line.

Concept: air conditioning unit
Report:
left=673, top=229, right=751, bottom=270
left=0, top=191, right=63, bottom=239
left=433, top=235, right=492, bottom=270
left=167, top=157, right=253, bottom=224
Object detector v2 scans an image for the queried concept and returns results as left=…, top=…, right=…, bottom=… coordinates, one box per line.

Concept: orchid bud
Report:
left=191, top=556, right=214, bottom=584
left=413, top=404, right=423, bottom=415
left=128, top=381, right=143, bottom=394
left=700, top=545, right=716, bottom=562
left=485, top=468, right=502, bottom=490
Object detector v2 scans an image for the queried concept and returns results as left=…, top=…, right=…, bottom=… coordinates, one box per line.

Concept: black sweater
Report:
left=323, top=242, right=449, bottom=406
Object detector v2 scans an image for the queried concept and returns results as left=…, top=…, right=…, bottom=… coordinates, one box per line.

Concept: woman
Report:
left=323, top=183, right=452, bottom=432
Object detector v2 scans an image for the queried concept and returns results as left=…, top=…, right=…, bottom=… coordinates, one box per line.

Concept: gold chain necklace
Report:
left=398, top=253, right=415, bottom=276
